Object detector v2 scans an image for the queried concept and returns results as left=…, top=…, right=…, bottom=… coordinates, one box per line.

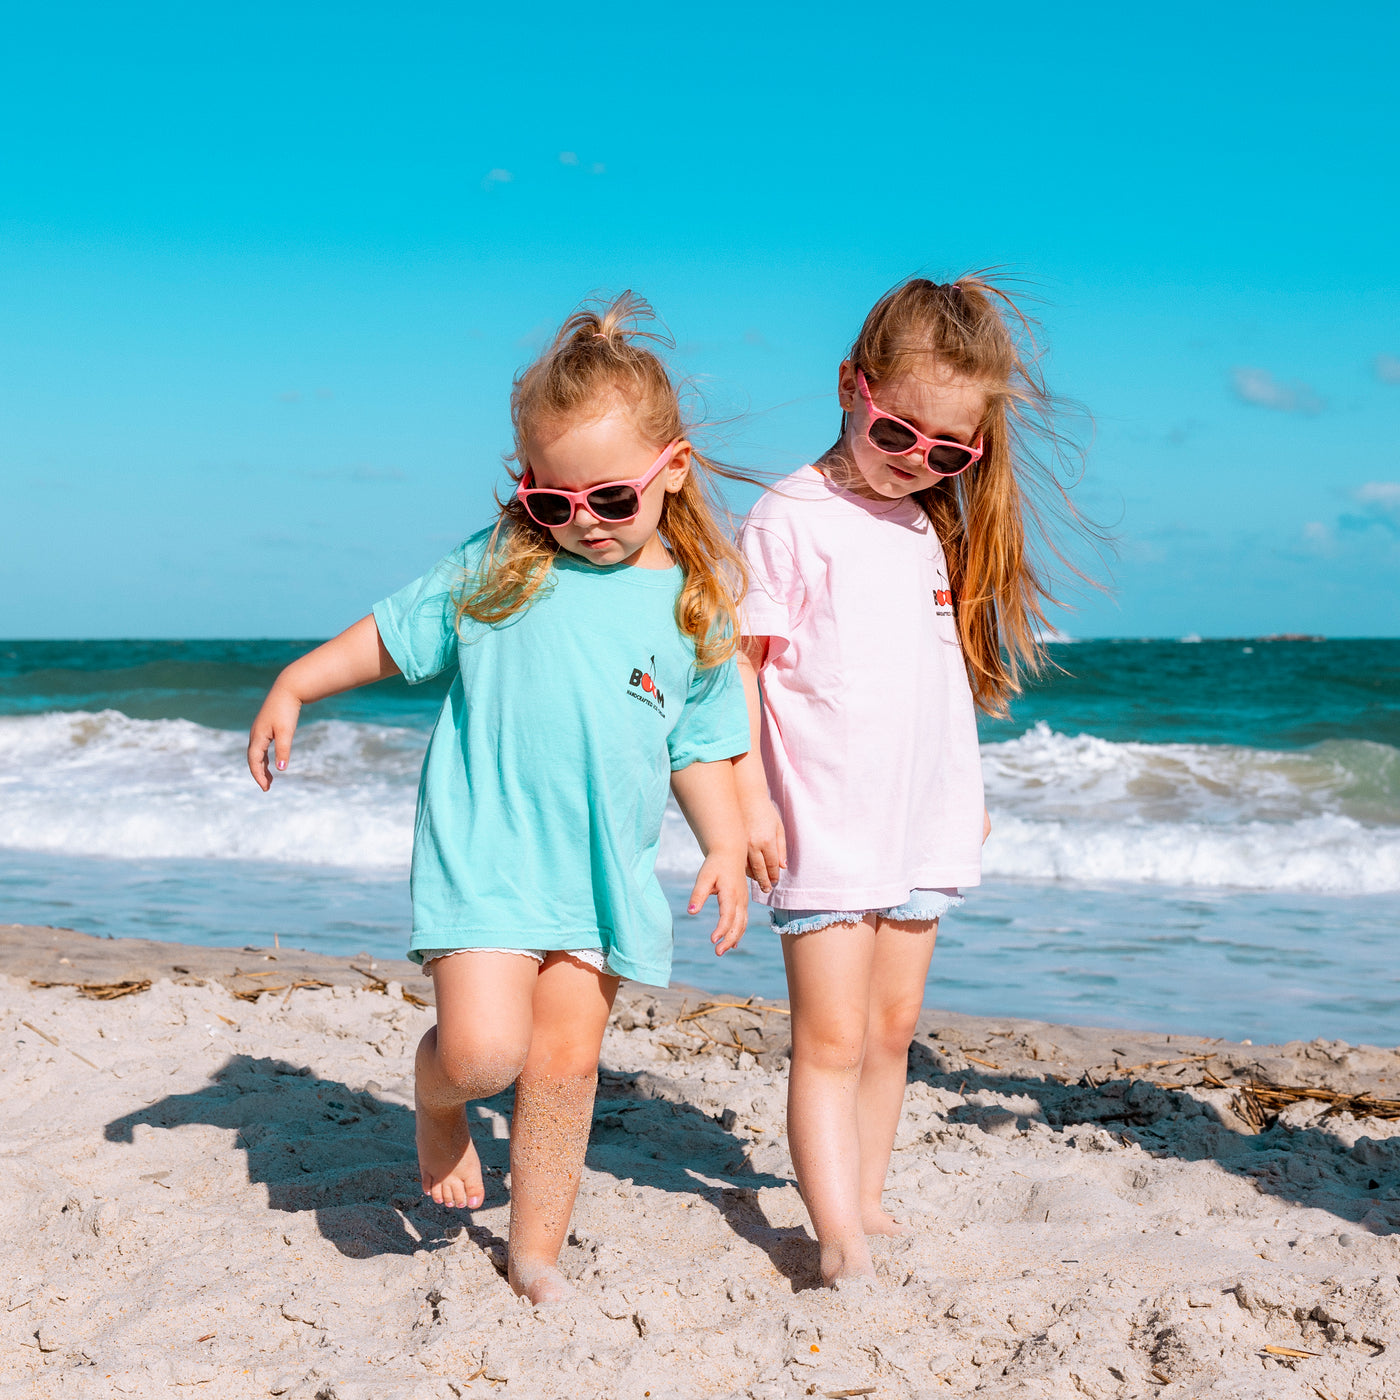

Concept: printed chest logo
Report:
left=933, top=568, right=955, bottom=616
left=626, top=655, right=666, bottom=715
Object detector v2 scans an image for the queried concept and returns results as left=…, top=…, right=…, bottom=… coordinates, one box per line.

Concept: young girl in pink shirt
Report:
left=736, top=274, right=1079, bottom=1285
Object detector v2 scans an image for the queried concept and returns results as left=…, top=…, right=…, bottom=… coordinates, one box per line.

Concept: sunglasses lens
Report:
left=868, top=416, right=919, bottom=454
left=524, top=493, right=574, bottom=527
left=925, top=445, right=975, bottom=476
left=585, top=485, right=641, bottom=521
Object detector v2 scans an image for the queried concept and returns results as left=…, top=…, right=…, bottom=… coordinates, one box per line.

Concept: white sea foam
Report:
left=977, top=722, right=1400, bottom=893
left=981, top=722, right=1400, bottom=826
left=0, top=710, right=420, bottom=869
left=2, top=712, right=1397, bottom=894
left=982, top=812, right=1400, bottom=895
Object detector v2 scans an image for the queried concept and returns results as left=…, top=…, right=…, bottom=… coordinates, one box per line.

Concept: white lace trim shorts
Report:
left=770, top=888, right=962, bottom=936
left=419, top=946, right=614, bottom=976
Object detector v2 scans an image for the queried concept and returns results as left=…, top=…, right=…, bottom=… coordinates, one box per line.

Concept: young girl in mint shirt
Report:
left=736, top=275, right=1080, bottom=1286
left=248, top=295, right=751, bottom=1305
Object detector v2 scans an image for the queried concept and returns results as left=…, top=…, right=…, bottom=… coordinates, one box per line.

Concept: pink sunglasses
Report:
left=856, top=371, right=984, bottom=477
left=516, top=439, right=682, bottom=528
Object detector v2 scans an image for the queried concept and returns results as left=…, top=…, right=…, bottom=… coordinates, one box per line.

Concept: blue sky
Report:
left=2, top=1, right=1397, bottom=638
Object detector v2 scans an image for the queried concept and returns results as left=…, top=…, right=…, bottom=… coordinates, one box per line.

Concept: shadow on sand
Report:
left=103, top=1040, right=1395, bottom=1292
left=907, top=1039, right=1400, bottom=1237
left=103, top=1054, right=796, bottom=1271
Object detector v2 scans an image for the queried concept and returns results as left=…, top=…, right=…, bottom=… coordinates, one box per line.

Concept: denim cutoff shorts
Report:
left=770, top=888, right=963, bottom=936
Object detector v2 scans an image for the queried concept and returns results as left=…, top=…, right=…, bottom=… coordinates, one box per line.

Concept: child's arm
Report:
left=733, top=636, right=787, bottom=893
left=247, top=614, right=400, bottom=791
left=670, top=759, right=750, bottom=957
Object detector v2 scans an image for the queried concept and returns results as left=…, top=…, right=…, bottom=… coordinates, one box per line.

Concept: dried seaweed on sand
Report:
left=1232, top=1080, right=1400, bottom=1129
left=30, top=977, right=152, bottom=1000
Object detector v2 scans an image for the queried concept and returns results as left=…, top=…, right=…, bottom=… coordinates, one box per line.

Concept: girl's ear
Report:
left=663, top=440, right=693, bottom=494
left=837, top=359, right=858, bottom=412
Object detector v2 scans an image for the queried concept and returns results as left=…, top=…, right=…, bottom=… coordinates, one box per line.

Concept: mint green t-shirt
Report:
left=371, top=532, right=749, bottom=986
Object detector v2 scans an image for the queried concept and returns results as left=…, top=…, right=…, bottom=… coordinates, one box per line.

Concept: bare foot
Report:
left=415, top=1095, right=484, bottom=1209
left=818, top=1236, right=876, bottom=1287
left=509, top=1258, right=575, bottom=1306
left=862, top=1205, right=909, bottom=1237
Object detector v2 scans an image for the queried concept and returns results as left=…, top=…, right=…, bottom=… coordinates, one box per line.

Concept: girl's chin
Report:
left=851, top=457, right=921, bottom=497
left=872, top=469, right=921, bottom=496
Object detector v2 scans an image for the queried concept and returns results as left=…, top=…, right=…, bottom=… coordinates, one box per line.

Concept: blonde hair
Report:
left=830, top=273, right=1095, bottom=716
left=456, top=292, right=747, bottom=668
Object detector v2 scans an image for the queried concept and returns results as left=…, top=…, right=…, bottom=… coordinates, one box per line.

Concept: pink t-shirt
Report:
left=740, top=465, right=984, bottom=908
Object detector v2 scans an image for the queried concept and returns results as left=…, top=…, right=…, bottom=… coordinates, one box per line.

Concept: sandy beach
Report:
left=3, top=923, right=1399, bottom=1399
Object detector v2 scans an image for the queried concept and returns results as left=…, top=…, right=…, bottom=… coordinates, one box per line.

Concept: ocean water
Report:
left=1, top=638, right=1397, bottom=1044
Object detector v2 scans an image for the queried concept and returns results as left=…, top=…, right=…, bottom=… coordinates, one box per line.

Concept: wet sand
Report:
left=3, top=923, right=1399, bottom=1399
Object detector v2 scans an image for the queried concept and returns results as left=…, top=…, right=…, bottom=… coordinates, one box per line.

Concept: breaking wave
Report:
left=3, top=712, right=1397, bottom=894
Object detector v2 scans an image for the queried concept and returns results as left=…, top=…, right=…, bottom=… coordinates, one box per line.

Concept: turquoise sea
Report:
left=2, top=637, right=1397, bottom=1044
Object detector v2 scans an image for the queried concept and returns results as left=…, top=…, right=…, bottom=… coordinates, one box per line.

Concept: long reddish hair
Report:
left=826, top=273, right=1098, bottom=715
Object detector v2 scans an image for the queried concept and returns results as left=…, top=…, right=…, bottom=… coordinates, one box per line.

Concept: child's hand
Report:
left=247, top=684, right=303, bottom=791
left=983, top=807, right=992, bottom=843
left=670, top=759, right=751, bottom=954
left=739, top=791, right=787, bottom=893
left=687, top=849, right=750, bottom=956
left=244, top=616, right=400, bottom=791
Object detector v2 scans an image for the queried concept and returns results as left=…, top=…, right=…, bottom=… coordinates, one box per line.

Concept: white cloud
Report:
left=1339, top=481, right=1400, bottom=538
left=1231, top=366, right=1324, bottom=414
left=1376, top=354, right=1400, bottom=385
left=1354, top=481, right=1400, bottom=509
left=558, top=153, right=604, bottom=175
left=482, top=168, right=513, bottom=190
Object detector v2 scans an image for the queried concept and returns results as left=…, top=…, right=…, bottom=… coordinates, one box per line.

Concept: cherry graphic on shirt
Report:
left=627, top=656, right=664, bottom=711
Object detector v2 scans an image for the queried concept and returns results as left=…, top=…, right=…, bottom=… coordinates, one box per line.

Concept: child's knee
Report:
left=868, top=1000, right=922, bottom=1060
left=521, top=1040, right=604, bottom=1084
left=428, top=1024, right=530, bottom=1094
left=794, top=1020, right=867, bottom=1074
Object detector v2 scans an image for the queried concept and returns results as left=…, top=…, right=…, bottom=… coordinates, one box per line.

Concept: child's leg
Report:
left=856, top=917, right=939, bottom=1234
left=416, top=952, right=540, bottom=1209
left=781, top=917, right=879, bottom=1284
left=506, top=952, right=620, bottom=1305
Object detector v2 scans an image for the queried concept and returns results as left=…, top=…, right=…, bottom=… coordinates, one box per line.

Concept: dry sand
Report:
left=3, top=922, right=1400, bottom=1399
